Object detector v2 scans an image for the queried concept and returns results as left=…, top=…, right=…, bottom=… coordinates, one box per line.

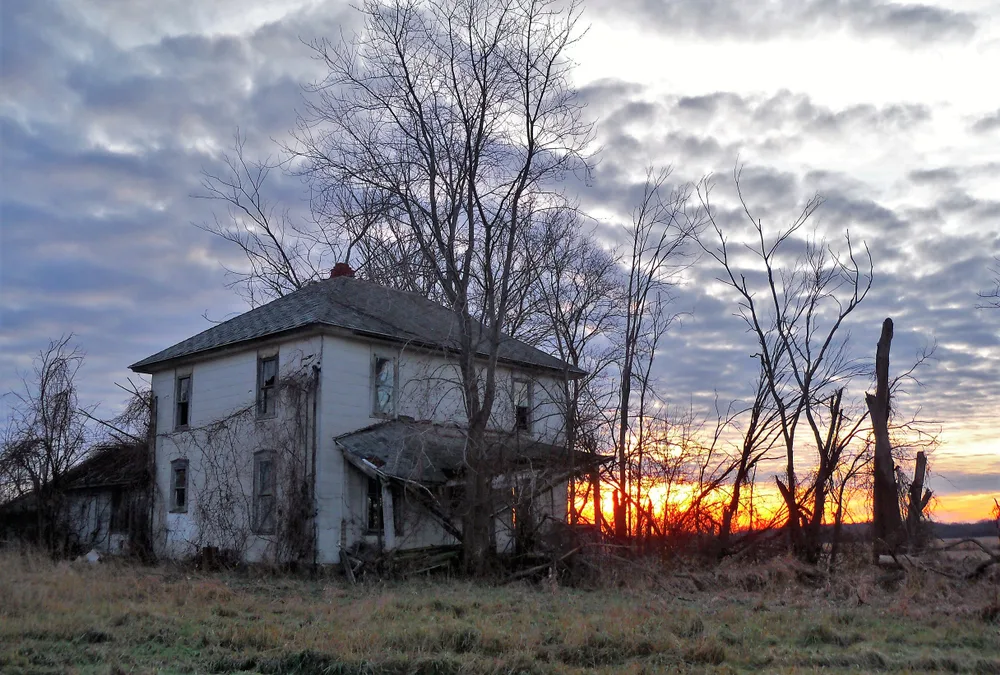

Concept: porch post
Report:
left=381, top=482, right=396, bottom=550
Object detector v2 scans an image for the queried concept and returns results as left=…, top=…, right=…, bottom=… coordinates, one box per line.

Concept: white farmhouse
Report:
left=129, top=269, right=588, bottom=564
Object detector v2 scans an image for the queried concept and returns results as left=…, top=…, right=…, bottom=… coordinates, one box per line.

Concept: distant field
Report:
left=1, top=549, right=998, bottom=674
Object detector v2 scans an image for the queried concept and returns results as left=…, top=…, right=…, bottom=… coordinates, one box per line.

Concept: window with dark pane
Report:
left=513, top=379, right=532, bottom=432
left=372, top=356, right=396, bottom=416
left=253, top=451, right=277, bottom=534
left=257, top=355, right=278, bottom=418
left=367, top=477, right=384, bottom=534
left=170, top=459, right=188, bottom=512
left=175, top=375, right=191, bottom=428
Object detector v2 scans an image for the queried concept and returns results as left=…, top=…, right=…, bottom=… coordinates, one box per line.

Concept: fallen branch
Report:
left=503, top=547, right=580, bottom=584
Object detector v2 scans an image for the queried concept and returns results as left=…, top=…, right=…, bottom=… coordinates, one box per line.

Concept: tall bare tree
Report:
left=701, top=170, right=875, bottom=562
left=608, top=169, right=701, bottom=538
left=531, top=213, right=622, bottom=526
left=0, top=336, right=94, bottom=553
left=285, top=0, right=593, bottom=571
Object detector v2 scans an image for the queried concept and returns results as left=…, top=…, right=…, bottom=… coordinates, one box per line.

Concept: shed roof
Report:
left=130, top=276, right=583, bottom=376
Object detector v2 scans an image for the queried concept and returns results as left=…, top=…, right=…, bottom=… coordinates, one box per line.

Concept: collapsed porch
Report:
left=335, top=420, right=608, bottom=564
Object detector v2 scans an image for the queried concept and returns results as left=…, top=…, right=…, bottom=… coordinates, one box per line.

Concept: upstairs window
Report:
left=175, top=375, right=191, bottom=429
left=170, top=459, right=188, bottom=513
left=513, top=379, right=533, bottom=433
left=257, top=355, right=278, bottom=418
left=372, top=355, right=397, bottom=417
left=253, top=451, right=277, bottom=534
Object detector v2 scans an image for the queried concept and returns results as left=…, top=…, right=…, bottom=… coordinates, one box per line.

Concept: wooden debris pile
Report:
left=341, top=544, right=461, bottom=583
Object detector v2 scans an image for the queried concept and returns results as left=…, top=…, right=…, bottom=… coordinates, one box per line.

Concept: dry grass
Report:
left=1, top=548, right=998, bottom=674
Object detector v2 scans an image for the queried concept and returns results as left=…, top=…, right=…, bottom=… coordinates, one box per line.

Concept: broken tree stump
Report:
left=867, top=318, right=904, bottom=560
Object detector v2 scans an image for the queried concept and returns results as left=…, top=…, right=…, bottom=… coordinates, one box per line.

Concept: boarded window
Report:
left=372, top=356, right=396, bottom=416
left=367, top=477, right=383, bottom=534
left=175, top=375, right=191, bottom=428
left=257, top=355, right=278, bottom=417
left=513, top=379, right=532, bottom=432
left=253, top=451, right=277, bottom=534
left=170, top=459, right=188, bottom=512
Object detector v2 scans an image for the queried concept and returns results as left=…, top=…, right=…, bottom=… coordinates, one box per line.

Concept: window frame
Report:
left=252, top=450, right=277, bottom=535
left=170, top=459, right=189, bottom=513
left=512, top=378, right=533, bottom=433
left=174, top=373, right=192, bottom=430
left=371, top=353, right=399, bottom=418
left=256, top=353, right=279, bottom=419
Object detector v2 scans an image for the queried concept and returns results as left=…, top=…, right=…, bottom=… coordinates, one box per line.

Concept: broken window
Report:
left=257, top=355, right=278, bottom=418
left=253, top=451, right=277, bottom=534
left=170, top=459, right=188, bottom=512
left=372, top=355, right=397, bottom=417
left=513, top=378, right=533, bottom=433
left=366, top=477, right=383, bottom=534
left=175, top=374, right=191, bottom=429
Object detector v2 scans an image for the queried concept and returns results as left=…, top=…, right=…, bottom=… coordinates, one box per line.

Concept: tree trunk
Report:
left=906, top=450, right=931, bottom=550
left=868, top=317, right=903, bottom=559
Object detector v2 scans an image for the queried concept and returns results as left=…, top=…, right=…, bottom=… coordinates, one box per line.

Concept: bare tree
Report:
left=0, top=336, right=94, bottom=553
left=285, top=0, right=593, bottom=572
left=197, top=132, right=447, bottom=306
left=607, top=169, right=701, bottom=538
left=531, top=213, right=622, bottom=527
left=700, top=170, right=875, bottom=562
left=718, top=369, right=782, bottom=550
left=978, top=256, right=1000, bottom=309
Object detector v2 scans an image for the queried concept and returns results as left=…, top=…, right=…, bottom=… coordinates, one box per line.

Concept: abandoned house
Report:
left=129, top=268, right=591, bottom=564
left=0, top=441, right=150, bottom=555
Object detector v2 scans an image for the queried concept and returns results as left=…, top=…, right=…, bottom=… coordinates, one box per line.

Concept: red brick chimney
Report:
left=329, top=262, right=355, bottom=278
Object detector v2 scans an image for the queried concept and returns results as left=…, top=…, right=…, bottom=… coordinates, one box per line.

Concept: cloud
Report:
left=971, top=109, right=1000, bottom=134
left=588, top=0, right=978, bottom=44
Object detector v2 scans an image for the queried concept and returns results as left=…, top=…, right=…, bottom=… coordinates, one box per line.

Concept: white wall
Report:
left=151, top=336, right=322, bottom=562
left=150, top=329, right=570, bottom=563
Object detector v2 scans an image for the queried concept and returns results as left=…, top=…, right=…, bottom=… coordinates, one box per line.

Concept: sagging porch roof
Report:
left=335, top=420, right=610, bottom=485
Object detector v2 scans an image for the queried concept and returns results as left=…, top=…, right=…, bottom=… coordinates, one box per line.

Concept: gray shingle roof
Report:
left=129, top=276, right=583, bottom=375
left=336, top=420, right=580, bottom=484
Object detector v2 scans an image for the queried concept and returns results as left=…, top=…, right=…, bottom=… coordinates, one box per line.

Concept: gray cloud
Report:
left=971, top=109, right=1000, bottom=134
left=589, top=0, right=977, bottom=44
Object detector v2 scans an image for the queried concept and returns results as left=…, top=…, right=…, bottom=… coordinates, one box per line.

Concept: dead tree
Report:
left=291, top=0, right=593, bottom=573
left=718, top=369, right=782, bottom=551
left=0, top=336, right=94, bottom=554
left=531, top=215, right=622, bottom=527
left=700, top=169, right=874, bottom=563
left=609, top=169, right=700, bottom=538
left=867, top=318, right=905, bottom=557
left=905, top=451, right=932, bottom=547
left=977, top=256, right=1000, bottom=309
left=197, top=133, right=444, bottom=307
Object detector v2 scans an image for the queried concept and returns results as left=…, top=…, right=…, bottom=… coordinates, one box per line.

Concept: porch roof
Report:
left=335, top=420, right=606, bottom=485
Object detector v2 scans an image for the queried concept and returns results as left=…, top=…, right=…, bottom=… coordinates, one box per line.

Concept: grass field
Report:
left=1, top=548, right=998, bottom=674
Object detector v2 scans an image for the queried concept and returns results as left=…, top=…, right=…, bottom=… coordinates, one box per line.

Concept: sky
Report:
left=1, top=0, right=998, bottom=522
